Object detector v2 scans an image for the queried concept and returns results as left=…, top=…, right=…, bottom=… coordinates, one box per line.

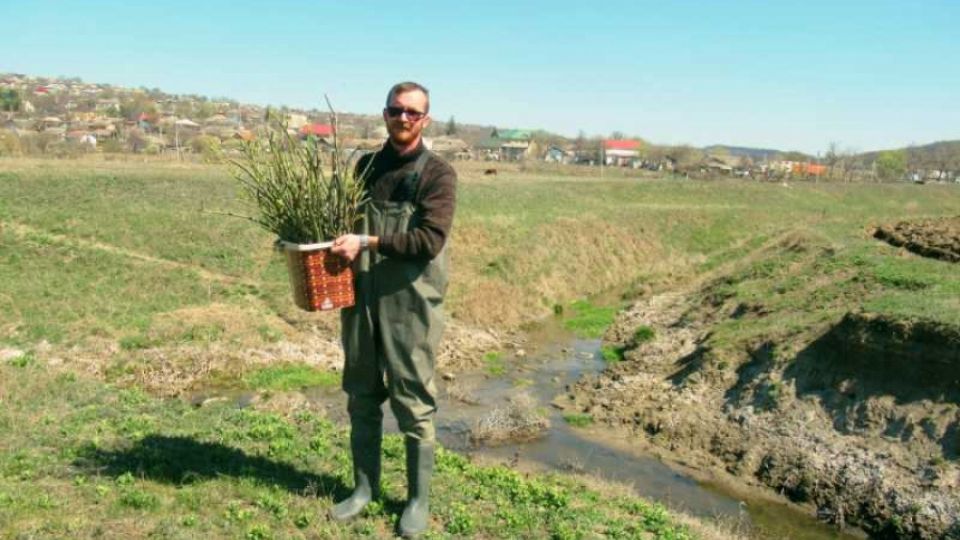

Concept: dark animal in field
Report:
left=483, top=168, right=498, bottom=176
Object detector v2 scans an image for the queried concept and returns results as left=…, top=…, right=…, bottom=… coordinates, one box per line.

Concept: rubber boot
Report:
left=330, top=423, right=381, bottom=521
left=398, top=438, right=435, bottom=538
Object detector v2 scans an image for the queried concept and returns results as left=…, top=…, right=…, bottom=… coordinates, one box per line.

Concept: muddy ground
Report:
left=874, top=216, right=960, bottom=263
left=564, top=287, right=960, bottom=539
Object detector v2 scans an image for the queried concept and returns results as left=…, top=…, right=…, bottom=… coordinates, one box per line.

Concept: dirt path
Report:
left=3, top=219, right=260, bottom=286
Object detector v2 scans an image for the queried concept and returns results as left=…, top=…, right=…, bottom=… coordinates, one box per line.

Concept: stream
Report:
left=196, top=316, right=864, bottom=539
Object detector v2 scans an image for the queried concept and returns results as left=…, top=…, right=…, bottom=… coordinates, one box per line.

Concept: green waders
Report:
left=333, top=151, right=447, bottom=538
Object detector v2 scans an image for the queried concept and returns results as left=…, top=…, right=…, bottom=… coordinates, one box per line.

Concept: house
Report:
left=96, top=98, right=120, bottom=113
left=703, top=154, right=740, bottom=175
left=299, top=123, right=335, bottom=139
left=603, top=139, right=642, bottom=166
left=789, top=162, right=827, bottom=177
left=480, top=128, right=534, bottom=161
left=544, top=145, right=575, bottom=164
left=138, top=112, right=158, bottom=131
left=174, top=118, right=201, bottom=129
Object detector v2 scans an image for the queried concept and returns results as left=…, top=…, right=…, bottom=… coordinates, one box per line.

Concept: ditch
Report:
left=192, top=313, right=863, bottom=539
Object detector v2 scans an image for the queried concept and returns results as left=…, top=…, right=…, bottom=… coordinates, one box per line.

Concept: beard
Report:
left=387, top=120, right=421, bottom=146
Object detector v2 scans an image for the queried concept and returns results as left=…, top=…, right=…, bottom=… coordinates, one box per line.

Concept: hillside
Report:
left=2, top=72, right=801, bottom=159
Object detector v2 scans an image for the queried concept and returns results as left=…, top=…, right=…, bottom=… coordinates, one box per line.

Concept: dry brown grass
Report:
left=470, top=393, right=550, bottom=445
left=450, top=216, right=668, bottom=328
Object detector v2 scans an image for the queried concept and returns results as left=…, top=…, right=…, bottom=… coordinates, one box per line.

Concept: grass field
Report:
left=3, top=157, right=957, bottom=349
left=1, top=156, right=959, bottom=538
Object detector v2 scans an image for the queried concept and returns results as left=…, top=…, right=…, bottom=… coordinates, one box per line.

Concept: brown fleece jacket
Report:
left=355, top=140, right=457, bottom=261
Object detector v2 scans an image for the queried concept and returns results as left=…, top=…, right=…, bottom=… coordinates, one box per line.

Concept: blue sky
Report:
left=1, top=0, right=957, bottom=154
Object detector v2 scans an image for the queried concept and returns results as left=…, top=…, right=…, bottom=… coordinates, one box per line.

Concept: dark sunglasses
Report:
left=385, top=106, right=426, bottom=120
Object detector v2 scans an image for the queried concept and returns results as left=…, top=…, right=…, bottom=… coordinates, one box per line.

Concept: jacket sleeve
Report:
left=378, top=158, right=457, bottom=261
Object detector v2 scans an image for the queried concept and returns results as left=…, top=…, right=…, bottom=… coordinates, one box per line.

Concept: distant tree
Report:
left=174, top=100, right=193, bottom=118
left=573, top=130, right=589, bottom=160
left=927, top=143, right=959, bottom=181
left=189, top=135, right=222, bottom=162
left=610, top=131, right=625, bottom=140
left=0, top=88, right=21, bottom=112
left=445, top=116, right=457, bottom=136
left=193, top=101, right=216, bottom=121
left=875, top=149, right=907, bottom=182
left=669, top=145, right=704, bottom=172
left=823, top=142, right=855, bottom=182
left=119, top=95, right=157, bottom=121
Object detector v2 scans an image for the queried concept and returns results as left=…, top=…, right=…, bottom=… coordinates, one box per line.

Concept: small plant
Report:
left=600, top=345, right=624, bottom=364
left=255, top=492, right=288, bottom=520
left=246, top=524, right=272, bottom=540
left=8, top=352, right=34, bottom=368
left=564, top=300, right=618, bottom=339
left=563, top=413, right=594, bottom=427
left=119, top=489, right=160, bottom=511
left=243, top=363, right=340, bottom=391
left=633, top=325, right=656, bottom=344
left=483, top=351, right=506, bottom=376
left=446, top=502, right=477, bottom=534
left=226, top=101, right=366, bottom=244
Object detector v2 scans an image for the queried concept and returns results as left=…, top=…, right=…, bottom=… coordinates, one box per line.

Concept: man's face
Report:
left=383, top=90, right=431, bottom=147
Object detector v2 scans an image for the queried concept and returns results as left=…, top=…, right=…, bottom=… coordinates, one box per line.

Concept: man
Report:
left=329, top=81, right=456, bottom=538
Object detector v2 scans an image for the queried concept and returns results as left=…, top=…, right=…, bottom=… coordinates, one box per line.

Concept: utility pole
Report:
left=599, top=138, right=604, bottom=179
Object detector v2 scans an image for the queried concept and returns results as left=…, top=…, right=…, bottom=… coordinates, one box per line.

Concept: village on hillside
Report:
left=1, top=73, right=957, bottom=183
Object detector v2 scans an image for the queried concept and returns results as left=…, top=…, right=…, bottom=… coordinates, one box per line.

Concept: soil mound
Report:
left=874, top=216, right=960, bottom=262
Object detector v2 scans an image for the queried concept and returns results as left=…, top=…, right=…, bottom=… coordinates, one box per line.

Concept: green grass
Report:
left=563, top=413, right=595, bottom=428
left=633, top=325, right=656, bottom=344
left=1, top=159, right=959, bottom=538
left=564, top=300, right=619, bottom=339
left=600, top=344, right=625, bottom=364
left=2, top=160, right=959, bottom=348
left=242, top=364, right=340, bottom=391
left=483, top=351, right=506, bottom=376
left=0, top=361, right=693, bottom=539
left=694, top=232, right=960, bottom=360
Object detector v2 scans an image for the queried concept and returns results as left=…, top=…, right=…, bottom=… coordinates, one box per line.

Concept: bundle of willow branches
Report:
left=229, top=102, right=366, bottom=244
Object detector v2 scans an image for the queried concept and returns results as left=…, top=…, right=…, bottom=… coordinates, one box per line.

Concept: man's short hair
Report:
left=386, top=82, right=430, bottom=113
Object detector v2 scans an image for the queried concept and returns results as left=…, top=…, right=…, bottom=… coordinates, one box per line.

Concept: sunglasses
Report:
left=385, top=106, right=427, bottom=121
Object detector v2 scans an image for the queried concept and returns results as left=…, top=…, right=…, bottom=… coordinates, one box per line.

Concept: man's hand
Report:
left=331, top=234, right=362, bottom=262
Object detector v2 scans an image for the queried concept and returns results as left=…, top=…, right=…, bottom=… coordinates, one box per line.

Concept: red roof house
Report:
left=299, top=123, right=335, bottom=138
left=603, top=139, right=643, bottom=165
left=603, top=139, right=642, bottom=151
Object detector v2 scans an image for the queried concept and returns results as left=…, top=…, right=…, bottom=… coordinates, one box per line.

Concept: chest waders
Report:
left=332, top=150, right=446, bottom=537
